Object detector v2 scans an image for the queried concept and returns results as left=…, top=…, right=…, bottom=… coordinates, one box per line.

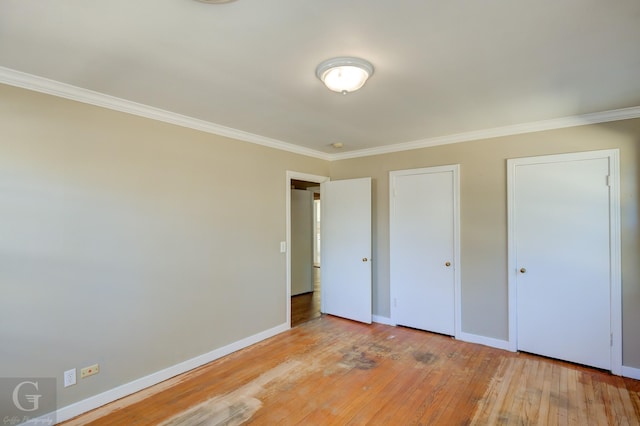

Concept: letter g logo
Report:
left=12, top=381, right=42, bottom=412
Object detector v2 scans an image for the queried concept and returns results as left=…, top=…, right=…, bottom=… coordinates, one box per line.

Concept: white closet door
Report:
left=511, top=152, right=616, bottom=370
left=390, top=166, right=458, bottom=336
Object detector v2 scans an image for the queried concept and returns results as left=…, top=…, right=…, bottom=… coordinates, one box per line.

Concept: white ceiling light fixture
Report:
left=316, top=57, right=374, bottom=94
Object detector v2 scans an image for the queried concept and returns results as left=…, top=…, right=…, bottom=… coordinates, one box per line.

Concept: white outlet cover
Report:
left=64, top=369, right=76, bottom=387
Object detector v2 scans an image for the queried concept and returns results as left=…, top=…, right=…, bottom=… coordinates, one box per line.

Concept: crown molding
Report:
left=328, top=105, right=640, bottom=160
left=2, top=67, right=638, bottom=163
left=0, top=67, right=331, bottom=161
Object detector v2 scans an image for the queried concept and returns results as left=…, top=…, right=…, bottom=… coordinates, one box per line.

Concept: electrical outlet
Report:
left=80, top=364, right=100, bottom=379
left=64, top=369, right=76, bottom=388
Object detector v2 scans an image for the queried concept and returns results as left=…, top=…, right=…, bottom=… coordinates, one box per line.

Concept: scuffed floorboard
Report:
left=159, top=361, right=302, bottom=426
left=470, top=358, right=640, bottom=425
left=62, top=316, right=640, bottom=425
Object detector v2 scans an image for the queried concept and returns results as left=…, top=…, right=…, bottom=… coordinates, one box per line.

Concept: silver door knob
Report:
left=520, top=268, right=526, bottom=273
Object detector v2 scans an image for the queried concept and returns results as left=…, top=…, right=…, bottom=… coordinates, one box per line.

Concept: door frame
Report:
left=389, top=164, right=462, bottom=338
left=286, top=171, right=329, bottom=328
left=506, top=149, right=621, bottom=374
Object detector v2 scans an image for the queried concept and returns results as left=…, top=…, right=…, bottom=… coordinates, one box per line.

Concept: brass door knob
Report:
left=520, top=268, right=526, bottom=273
left=362, top=257, right=368, bottom=262
left=445, top=262, right=451, bottom=267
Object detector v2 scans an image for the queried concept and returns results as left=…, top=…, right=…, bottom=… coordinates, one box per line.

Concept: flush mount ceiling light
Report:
left=316, top=57, right=374, bottom=94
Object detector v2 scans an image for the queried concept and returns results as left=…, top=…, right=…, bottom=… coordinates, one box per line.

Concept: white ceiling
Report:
left=1, top=0, right=639, bottom=157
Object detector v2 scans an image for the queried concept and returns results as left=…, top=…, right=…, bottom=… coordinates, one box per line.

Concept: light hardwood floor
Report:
left=291, top=267, right=321, bottom=328
left=62, top=316, right=640, bottom=425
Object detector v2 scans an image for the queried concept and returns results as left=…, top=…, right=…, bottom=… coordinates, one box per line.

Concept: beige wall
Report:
left=330, top=118, right=640, bottom=367
left=2, top=81, right=639, bottom=413
left=0, top=84, right=328, bottom=407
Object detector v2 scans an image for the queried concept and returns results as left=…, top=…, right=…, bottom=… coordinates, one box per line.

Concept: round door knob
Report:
left=362, top=257, right=368, bottom=262
left=445, top=262, right=451, bottom=267
left=520, top=268, right=526, bottom=273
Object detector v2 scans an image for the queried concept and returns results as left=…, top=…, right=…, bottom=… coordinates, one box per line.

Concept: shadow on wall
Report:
left=598, top=120, right=640, bottom=367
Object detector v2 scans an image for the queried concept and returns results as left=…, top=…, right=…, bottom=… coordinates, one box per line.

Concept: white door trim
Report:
left=506, top=149, right=621, bottom=374
left=285, top=171, right=329, bottom=328
left=389, top=164, right=461, bottom=339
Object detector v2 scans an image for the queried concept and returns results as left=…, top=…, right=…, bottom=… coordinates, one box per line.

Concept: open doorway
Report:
left=286, top=171, right=328, bottom=328
left=291, top=179, right=321, bottom=327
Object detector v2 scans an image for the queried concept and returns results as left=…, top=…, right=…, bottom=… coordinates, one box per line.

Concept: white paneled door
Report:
left=321, top=178, right=372, bottom=324
left=509, top=150, right=621, bottom=371
left=390, top=166, right=459, bottom=336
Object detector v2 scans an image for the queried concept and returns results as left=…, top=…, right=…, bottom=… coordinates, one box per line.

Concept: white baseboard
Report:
left=372, top=319, right=511, bottom=353
left=622, top=365, right=640, bottom=380
left=372, top=315, right=395, bottom=326
left=56, top=322, right=289, bottom=423
left=457, top=331, right=511, bottom=351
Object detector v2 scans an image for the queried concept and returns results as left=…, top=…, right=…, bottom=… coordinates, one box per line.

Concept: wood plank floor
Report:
left=291, top=267, right=321, bottom=327
left=62, top=316, right=640, bottom=425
